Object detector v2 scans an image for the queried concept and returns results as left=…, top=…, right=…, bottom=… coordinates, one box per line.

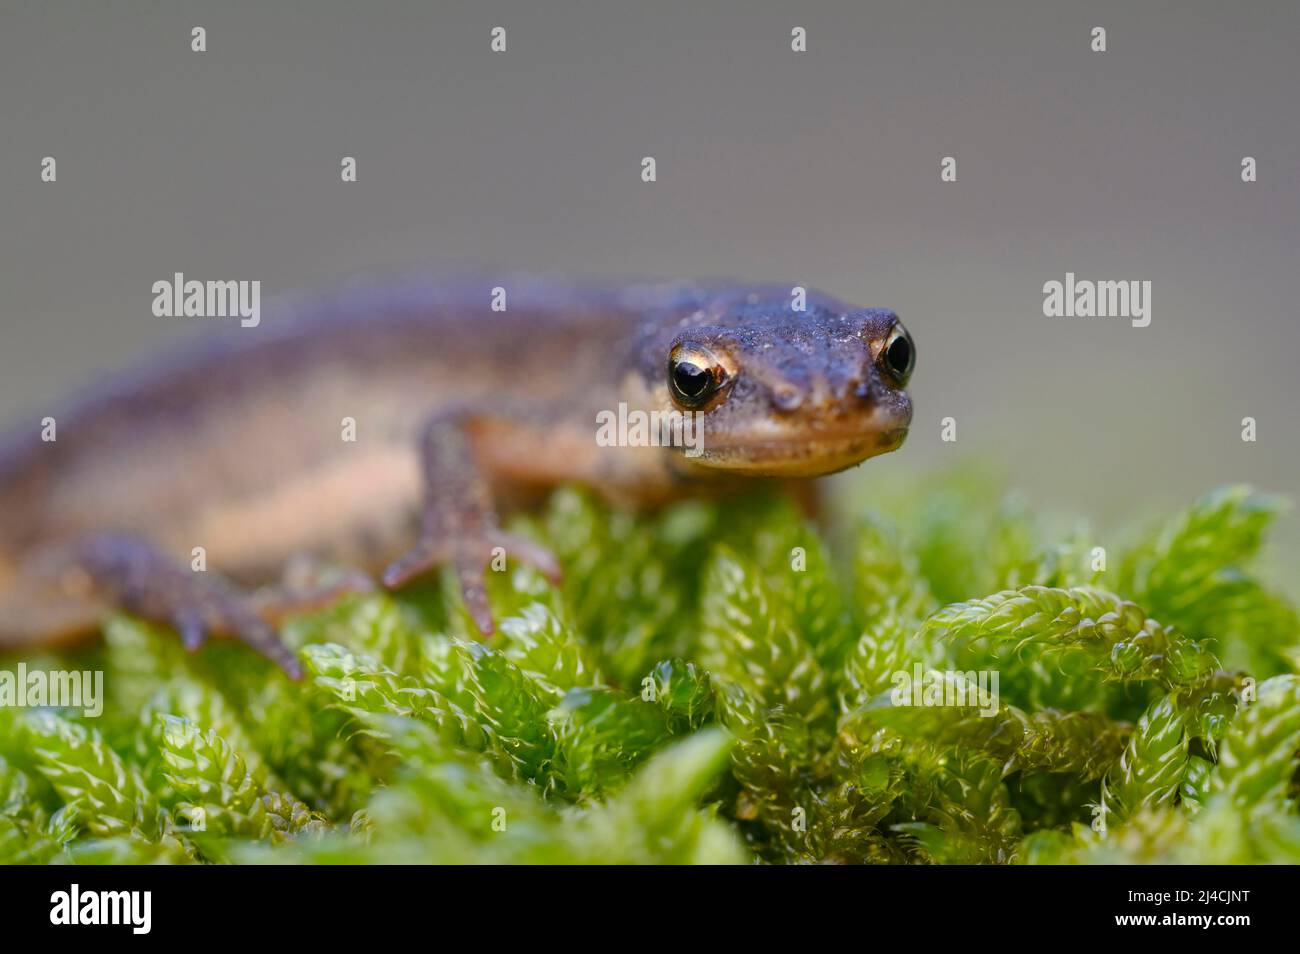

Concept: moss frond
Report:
left=3, top=474, right=1297, bottom=865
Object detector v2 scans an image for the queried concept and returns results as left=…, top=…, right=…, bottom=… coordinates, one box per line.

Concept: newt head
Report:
left=626, top=289, right=914, bottom=478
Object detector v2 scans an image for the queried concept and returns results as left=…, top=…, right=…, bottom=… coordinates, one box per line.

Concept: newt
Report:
left=0, top=276, right=914, bottom=677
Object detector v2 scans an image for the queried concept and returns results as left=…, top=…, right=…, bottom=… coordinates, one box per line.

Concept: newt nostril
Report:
left=772, top=385, right=803, bottom=412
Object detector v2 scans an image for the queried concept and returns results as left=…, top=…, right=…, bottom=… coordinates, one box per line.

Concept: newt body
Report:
left=0, top=277, right=914, bottom=674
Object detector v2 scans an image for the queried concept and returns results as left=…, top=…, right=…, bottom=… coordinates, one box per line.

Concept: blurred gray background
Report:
left=2, top=1, right=1297, bottom=562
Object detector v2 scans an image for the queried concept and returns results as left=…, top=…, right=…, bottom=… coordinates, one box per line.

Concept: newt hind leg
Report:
left=3, top=535, right=375, bottom=678
left=75, top=533, right=307, bottom=677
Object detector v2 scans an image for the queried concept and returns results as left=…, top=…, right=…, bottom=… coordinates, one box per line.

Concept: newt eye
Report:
left=668, top=343, right=727, bottom=409
left=880, top=322, right=915, bottom=387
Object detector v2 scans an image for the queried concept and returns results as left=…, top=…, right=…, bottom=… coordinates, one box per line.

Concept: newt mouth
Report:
left=687, top=426, right=909, bottom=478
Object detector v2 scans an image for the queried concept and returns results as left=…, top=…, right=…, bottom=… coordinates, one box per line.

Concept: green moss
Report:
left=1, top=472, right=1297, bottom=864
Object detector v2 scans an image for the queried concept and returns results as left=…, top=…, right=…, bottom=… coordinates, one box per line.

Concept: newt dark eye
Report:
left=668, top=344, right=726, bottom=409
left=880, top=323, right=915, bottom=386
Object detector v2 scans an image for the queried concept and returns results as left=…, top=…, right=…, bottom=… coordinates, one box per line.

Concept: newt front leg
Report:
left=381, top=407, right=564, bottom=634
